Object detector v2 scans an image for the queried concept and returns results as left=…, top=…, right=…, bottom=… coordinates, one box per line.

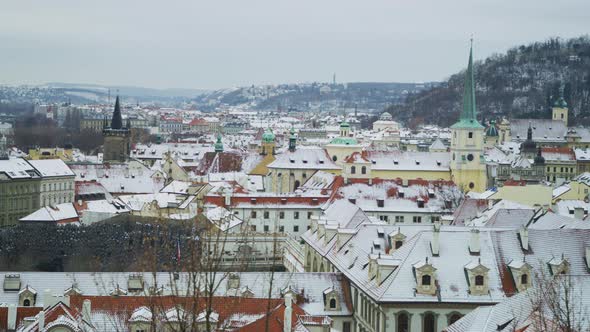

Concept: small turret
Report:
left=214, top=133, right=224, bottom=153
left=288, top=127, right=297, bottom=152
left=534, top=147, right=545, bottom=165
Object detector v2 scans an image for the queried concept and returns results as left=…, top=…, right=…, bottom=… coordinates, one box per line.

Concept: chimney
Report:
left=574, top=207, right=584, bottom=220
left=284, top=293, right=293, bottom=332
left=82, top=299, right=92, bottom=323
left=519, top=226, right=529, bottom=251
left=469, top=229, right=480, bottom=254
left=8, top=304, right=17, bottom=330
left=38, top=310, right=45, bottom=330
left=431, top=223, right=440, bottom=256
left=224, top=191, right=231, bottom=207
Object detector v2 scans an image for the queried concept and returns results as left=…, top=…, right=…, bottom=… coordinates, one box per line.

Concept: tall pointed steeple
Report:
left=451, top=40, right=484, bottom=129
left=111, top=96, right=123, bottom=129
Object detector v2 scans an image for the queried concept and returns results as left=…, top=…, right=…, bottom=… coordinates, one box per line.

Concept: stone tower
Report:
left=450, top=42, right=487, bottom=192
left=103, top=96, right=131, bottom=162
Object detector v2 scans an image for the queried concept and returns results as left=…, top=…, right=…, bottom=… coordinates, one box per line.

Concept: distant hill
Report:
left=46, top=83, right=208, bottom=101
left=387, top=36, right=590, bottom=127
left=193, top=82, right=439, bottom=111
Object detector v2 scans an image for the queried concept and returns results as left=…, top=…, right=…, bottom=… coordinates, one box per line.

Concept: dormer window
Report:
left=323, top=287, right=340, bottom=311
left=389, top=228, right=406, bottom=253
left=475, top=275, right=484, bottom=286
left=548, top=256, right=569, bottom=276
left=414, top=258, right=437, bottom=295
left=508, top=260, right=532, bottom=292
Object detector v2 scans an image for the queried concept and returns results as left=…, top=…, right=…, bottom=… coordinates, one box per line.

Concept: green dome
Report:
left=262, top=128, right=275, bottom=143
left=554, top=97, right=568, bottom=108
left=340, top=121, right=350, bottom=128
left=330, top=137, right=358, bottom=145
left=214, top=133, right=224, bottom=152
left=485, top=120, right=498, bottom=137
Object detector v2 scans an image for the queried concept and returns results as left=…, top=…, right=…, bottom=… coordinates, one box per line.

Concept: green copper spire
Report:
left=451, top=41, right=484, bottom=129
left=554, top=84, right=568, bottom=108
left=214, top=133, right=224, bottom=153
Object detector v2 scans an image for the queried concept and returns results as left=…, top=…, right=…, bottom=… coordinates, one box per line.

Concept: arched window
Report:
left=294, top=180, right=301, bottom=190
left=332, top=155, right=337, bottom=162
left=361, top=166, right=366, bottom=174
left=23, top=299, right=30, bottom=307
left=475, top=275, right=484, bottom=286
left=397, top=313, right=409, bottom=332
left=521, top=274, right=528, bottom=285
left=423, top=312, right=436, bottom=332
left=421, top=274, right=431, bottom=286
left=329, top=298, right=336, bottom=309
left=351, top=166, right=356, bottom=174
left=448, top=313, right=462, bottom=325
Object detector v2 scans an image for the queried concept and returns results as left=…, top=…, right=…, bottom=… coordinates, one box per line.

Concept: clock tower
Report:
left=450, top=43, right=487, bottom=192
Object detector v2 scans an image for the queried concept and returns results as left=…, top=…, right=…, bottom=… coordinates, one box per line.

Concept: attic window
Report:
left=377, top=199, right=384, bottom=208
left=393, top=160, right=399, bottom=165
left=319, top=160, right=324, bottom=164
left=250, top=198, right=257, bottom=204
left=281, top=198, right=287, bottom=205
left=398, top=191, right=405, bottom=198
left=303, top=160, right=308, bottom=164
left=436, top=160, right=441, bottom=166
left=372, top=160, right=377, bottom=164
left=417, top=199, right=425, bottom=208
left=290, top=159, right=295, bottom=163
left=415, top=160, right=420, bottom=165
left=373, top=241, right=381, bottom=250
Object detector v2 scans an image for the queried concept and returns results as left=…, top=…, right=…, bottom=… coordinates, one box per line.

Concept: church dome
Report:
left=485, top=120, right=499, bottom=137
left=554, top=96, right=568, bottom=108
left=262, top=128, right=275, bottom=143
left=340, top=121, right=350, bottom=128
left=379, top=112, right=393, bottom=121
left=534, top=148, right=545, bottom=165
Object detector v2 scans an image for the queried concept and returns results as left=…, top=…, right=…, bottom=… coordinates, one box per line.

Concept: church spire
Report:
left=462, top=40, right=477, bottom=122
left=451, top=40, right=484, bottom=129
left=111, top=95, right=123, bottom=129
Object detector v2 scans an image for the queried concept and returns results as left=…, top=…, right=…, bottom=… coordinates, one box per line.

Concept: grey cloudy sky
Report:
left=1, top=0, right=589, bottom=90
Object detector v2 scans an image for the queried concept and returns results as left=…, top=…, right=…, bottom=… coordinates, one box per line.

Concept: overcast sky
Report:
left=1, top=0, right=589, bottom=90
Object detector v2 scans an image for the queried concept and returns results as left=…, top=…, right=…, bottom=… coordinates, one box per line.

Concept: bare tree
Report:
left=527, top=269, right=589, bottom=332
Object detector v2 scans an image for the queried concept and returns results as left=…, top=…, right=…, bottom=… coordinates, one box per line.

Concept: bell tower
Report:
left=450, top=42, right=487, bottom=192
left=103, top=96, right=131, bottom=162
left=552, top=85, right=568, bottom=125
